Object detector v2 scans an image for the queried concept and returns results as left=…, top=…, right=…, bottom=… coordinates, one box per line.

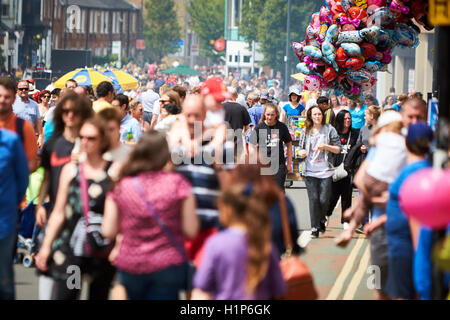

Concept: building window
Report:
left=81, top=10, right=85, bottom=34
left=243, top=56, right=251, bottom=63
left=112, top=12, right=116, bottom=34
left=231, top=0, right=242, bottom=28
left=1, top=3, right=9, bottom=17
left=229, top=55, right=233, bottom=62
left=104, top=11, right=109, bottom=34
left=90, top=11, right=94, bottom=33
left=235, top=55, right=239, bottom=62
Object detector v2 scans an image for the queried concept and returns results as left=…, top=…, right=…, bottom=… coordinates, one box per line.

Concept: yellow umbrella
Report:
left=291, top=73, right=307, bottom=81
left=98, top=68, right=139, bottom=91
left=54, top=68, right=112, bottom=88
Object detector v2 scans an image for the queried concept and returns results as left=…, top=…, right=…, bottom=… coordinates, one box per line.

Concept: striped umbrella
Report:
left=98, top=68, right=139, bottom=91
left=54, top=68, right=112, bottom=88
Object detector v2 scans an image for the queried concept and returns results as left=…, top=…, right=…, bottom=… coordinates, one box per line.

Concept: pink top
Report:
left=108, top=171, right=192, bottom=274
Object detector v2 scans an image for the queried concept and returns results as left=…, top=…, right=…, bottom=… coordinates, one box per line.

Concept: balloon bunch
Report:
left=292, top=0, right=432, bottom=101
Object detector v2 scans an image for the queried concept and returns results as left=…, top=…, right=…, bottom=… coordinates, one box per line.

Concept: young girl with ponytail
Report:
left=191, top=183, right=287, bottom=300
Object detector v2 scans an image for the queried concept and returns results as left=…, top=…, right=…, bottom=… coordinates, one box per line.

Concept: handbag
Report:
left=132, top=177, right=195, bottom=291
left=79, top=163, right=113, bottom=259
left=278, top=192, right=318, bottom=300
left=333, top=131, right=351, bottom=182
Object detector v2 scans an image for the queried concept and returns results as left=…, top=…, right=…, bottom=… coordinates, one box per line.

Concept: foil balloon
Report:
left=336, top=46, right=349, bottom=67
left=347, top=69, right=373, bottom=83
left=336, top=26, right=380, bottom=44
left=394, top=23, right=420, bottom=48
left=292, top=42, right=305, bottom=61
left=323, top=67, right=338, bottom=81
left=348, top=6, right=369, bottom=21
left=367, top=6, right=396, bottom=26
left=353, top=0, right=368, bottom=10
left=360, top=42, right=377, bottom=57
left=303, top=45, right=324, bottom=59
left=363, top=60, right=382, bottom=72
left=321, top=25, right=339, bottom=71
left=296, top=62, right=314, bottom=74
left=341, top=0, right=356, bottom=11
left=345, top=57, right=365, bottom=70
left=340, top=43, right=362, bottom=57
left=304, top=75, right=325, bottom=91
left=376, top=28, right=394, bottom=48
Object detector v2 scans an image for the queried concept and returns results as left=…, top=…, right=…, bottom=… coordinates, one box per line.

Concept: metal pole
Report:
left=284, top=0, right=291, bottom=91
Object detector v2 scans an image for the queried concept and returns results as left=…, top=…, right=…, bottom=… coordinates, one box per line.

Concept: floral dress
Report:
left=48, top=162, right=112, bottom=280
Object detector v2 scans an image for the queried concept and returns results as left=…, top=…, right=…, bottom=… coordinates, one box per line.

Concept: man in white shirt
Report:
left=139, top=81, right=159, bottom=125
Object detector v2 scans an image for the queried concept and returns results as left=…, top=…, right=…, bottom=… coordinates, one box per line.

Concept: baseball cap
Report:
left=201, top=77, right=230, bottom=102
left=376, top=110, right=402, bottom=128
left=289, top=88, right=302, bottom=97
left=260, top=89, right=270, bottom=100
left=406, top=122, right=434, bottom=144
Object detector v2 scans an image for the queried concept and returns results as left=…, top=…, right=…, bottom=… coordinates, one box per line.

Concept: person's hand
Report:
left=363, top=222, right=375, bottom=237
left=35, top=247, right=51, bottom=272
left=35, top=205, right=47, bottom=228
left=287, top=162, right=294, bottom=174
left=38, top=135, right=44, bottom=149
left=108, top=235, right=123, bottom=266
left=299, top=150, right=307, bottom=158
left=318, top=144, right=328, bottom=151
left=360, top=145, right=367, bottom=153
left=343, top=206, right=355, bottom=219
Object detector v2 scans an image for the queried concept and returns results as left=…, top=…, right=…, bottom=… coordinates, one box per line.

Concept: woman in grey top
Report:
left=299, top=106, right=342, bottom=238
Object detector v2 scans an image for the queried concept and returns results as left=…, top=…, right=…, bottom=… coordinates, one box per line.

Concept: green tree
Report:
left=241, top=0, right=322, bottom=75
left=188, top=0, right=225, bottom=61
left=143, top=0, right=181, bottom=62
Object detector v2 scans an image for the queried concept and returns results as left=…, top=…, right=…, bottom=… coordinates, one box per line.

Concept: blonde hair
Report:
left=367, top=105, right=382, bottom=121
left=129, top=99, right=141, bottom=111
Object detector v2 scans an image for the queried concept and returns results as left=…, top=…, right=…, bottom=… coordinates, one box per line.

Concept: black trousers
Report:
left=273, top=165, right=287, bottom=192
left=326, top=175, right=353, bottom=224
left=51, top=257, right=116, bottom=300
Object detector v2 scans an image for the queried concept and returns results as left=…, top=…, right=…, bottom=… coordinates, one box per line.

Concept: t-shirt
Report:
left=12, top=97, right=40, bottom=131
left=93, top=100, right=113, bottom=113
left=283, top=102, right=305, bottom=118
left=41, top=135, right=75, bottom=211
left=304, top=129, right=335, bottom=179
left=108, top=172, right=191, bottom=274
left=333, top=128, right=359, bottom=167
left=385, top=160, right=431, bottom=258
left=248, top=104, right=264, bottom=127
left=349, top=105, right=367, bottom=130
left=120, top=113, right=142, bottom=142
left=223, top=101, right=251, bottom=131
left=366, top=132, right=407, bottom=184
left=250, top=121, right=292, bottom=166
left=0, top=112, right=37, bottom=164
left=193, top=228, right=287, bottom=300
left=139, top=89, right=159, bottom=113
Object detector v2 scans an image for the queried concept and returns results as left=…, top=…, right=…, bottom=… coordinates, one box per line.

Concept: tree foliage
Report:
left=188, top=0, right=225, bottom=62
left=143, top=0, right=181, bottom=62
left=240, top=0, right=322, bottom=75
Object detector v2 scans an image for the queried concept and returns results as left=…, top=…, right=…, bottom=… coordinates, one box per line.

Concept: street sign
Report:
left=112, top=41, right=121, bottom=55
left=191, top=44, right=199, bottom=56
left=136, top=39, right=145, bottom=50
left=214, top=39, right=226, bottom=52
left=429, top=0, right=450, bottom=26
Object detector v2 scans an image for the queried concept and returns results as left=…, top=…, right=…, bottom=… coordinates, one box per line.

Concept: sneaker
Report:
left=324, top=216, right=330, bottom=227
left=311, top=228, right=319, bottom=238
left=319, top=220, right=326, bottom=233
left=343, top=222, right=350, bottom=230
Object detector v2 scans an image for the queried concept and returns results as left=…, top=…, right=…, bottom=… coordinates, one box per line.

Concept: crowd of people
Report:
left=0, top=63, right=448, bottom=301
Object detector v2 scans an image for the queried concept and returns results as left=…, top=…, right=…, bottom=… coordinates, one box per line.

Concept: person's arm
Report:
left=22, top=121, right=39, bottom=172
left=35, top=169, right=50, bottom=228
left=286, top=141, right=293, bottom=174
left=150, top=100, right=160, bottom=129
left=280, top=109, right=286, bottom=123
left=409, top=217, right=421, bottom=251
left=363, top=214, right=387, bottom=236
left=102, top=196, right=121, bottom=240
left=35, top=163, right=74, bottom=272
left=181, top=193, right=199, bottom=239
left=319, top=143, right=341, bottom=154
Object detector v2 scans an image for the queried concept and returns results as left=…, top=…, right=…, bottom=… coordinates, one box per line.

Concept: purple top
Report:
left=193, top=228, right=287, bottom=300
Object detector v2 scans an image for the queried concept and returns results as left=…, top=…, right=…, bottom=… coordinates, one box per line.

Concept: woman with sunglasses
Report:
left=38, top=90, right=51, bottom=125
left=129, top=99, right=150, bottom=133
left=35, top=93, right=93, bottom=299
left=36, top=116, right=116, bottom=300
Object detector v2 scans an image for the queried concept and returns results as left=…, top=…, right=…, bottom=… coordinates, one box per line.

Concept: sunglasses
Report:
left=159, top=99, right=170, bottom=104
left=80, top=135, right=98, bottom=142
left=18, top=88, right=29, bottom=91
left=62, top=108, right=78, bottom=115
left=42, top=95, right=50, bottom=98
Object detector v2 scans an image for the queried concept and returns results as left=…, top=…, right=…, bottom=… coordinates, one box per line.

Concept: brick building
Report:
left=43, top=0, right=139, bottom=58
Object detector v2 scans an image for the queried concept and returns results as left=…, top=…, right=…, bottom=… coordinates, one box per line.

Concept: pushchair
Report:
left=14, top=201, right=46, bottom=268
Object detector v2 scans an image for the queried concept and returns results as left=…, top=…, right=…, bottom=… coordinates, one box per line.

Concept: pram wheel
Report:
left=23, top=255, right=34, bottom=268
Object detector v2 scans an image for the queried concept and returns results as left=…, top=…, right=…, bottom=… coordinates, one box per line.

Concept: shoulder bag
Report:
left=332, top=131, right=351, bottom=182
left=278, top=192, right=318, bottom=300
left=79, top=163, right=113, bottom=258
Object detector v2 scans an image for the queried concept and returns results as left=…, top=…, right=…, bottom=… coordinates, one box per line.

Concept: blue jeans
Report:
left=0, top=231, right=17, bottom=300
left=143, top=111, right=153, bottom=125
left=118, top=263, right=188, bottom=300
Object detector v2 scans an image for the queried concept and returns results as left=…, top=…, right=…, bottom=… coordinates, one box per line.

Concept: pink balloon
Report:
left=399, top=168, right=450, bottom=229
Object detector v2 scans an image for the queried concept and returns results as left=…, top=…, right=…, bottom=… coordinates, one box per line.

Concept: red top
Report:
left=108, top=171, right=192, bottom=274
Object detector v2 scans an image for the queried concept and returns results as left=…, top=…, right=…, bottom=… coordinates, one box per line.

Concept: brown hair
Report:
left=305, top=106, right=325, bottom=135
left=97, top=107, right=122, bottom=126
left=367, top=105, right=382, bottom=121
left=162, top=90, right=182, bottom=107
left=397, top=94, right=409, bottom=104
left=81, top=115, right=111, bottom=154
left=191, top=86, right=201, bottom=94
left=119, top=130, right=170, bottom=179
left=0, top=76, right=17, bottom=95
left=159, top=84, right=171, bottom=96
left=172, top=85, right=187, bottom=100
left=218, top=182, right=272, bottom=296
left=406, top=138, right=431, bottom=156
left=129, top=99, right=142, bottom=111
left=260, top=103, right=280, bottom=124
left=53, top=93, right=94, bottom=136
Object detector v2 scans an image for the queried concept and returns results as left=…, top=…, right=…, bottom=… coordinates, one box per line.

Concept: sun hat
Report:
left=376, top=110, right=402, bottom=128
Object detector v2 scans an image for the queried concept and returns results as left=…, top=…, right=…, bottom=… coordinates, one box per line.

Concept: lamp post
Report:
left=284, top=0, right=291, bottom=91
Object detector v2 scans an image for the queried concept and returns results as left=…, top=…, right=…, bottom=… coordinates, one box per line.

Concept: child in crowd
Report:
left=191, top=183, right=286, bottom=300
left=336, top=111, right=407, bottom=245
